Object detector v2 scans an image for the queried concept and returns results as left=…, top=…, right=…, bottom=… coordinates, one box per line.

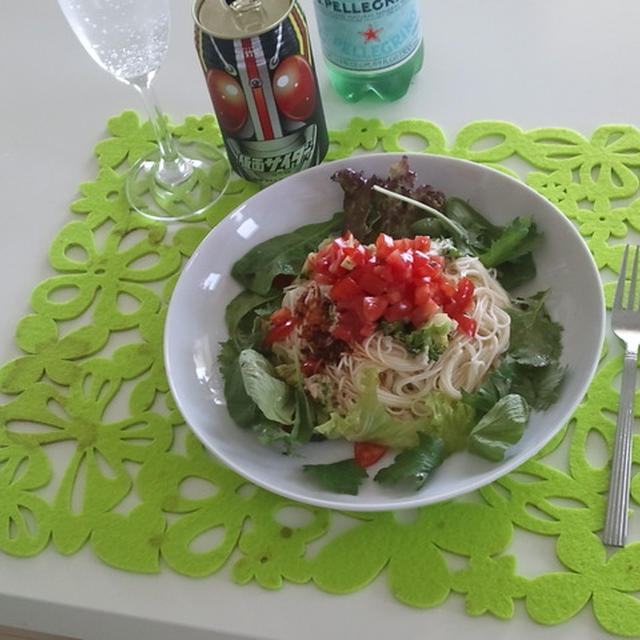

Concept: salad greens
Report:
left=218, top=158, right=566, bottom=496
left=302, top=459, right=368, bottom=496
left=381, top=313, right=455, bottom=359
left=410, top=198, right=541, bottom=291
left=507, top=291, right=563, bottom=367
left=314, top=368, right=475, bottom=451
left=374, top=434, right=447, bottom=491
left=467, top=394, right=530, bottom=462
left=331, top=157, right=446, bottom=242
left=315, top=368, right=422, bottom=449
left=225, top=290, right=281, bottom=350
left=231, top=213, right=343, bottom=295
left=218, top=341, right=263, bottom=430
left=461, top=290, right=566, bottom=415
left=238, top=349, right=294, bottom=424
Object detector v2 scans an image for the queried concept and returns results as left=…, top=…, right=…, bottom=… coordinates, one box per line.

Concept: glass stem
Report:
left=130, top=72, right=192, bottom=186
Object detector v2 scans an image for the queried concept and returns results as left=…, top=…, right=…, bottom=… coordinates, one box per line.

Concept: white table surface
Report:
left=1, top=1, right=638, bottom=638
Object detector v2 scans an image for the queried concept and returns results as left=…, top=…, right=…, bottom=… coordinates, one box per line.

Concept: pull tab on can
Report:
left=227, top=0, right=267, bottom=35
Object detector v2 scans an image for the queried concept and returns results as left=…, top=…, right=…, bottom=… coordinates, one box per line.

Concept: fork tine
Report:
left=627, top=246, right=639, bottom=310
left=636, top=248, right=640, bottom=311
left=614, top=245, right=630, bottom=310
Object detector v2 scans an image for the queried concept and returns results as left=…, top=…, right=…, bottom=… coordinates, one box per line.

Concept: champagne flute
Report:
left=56, top=0, right=230, bottom=222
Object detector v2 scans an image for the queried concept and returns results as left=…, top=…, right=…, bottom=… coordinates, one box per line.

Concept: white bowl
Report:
left=164, top=153, right=604, bottom=511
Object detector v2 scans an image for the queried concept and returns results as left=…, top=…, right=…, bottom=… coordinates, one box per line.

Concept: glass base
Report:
left=125, top=139, right=231, bottom=222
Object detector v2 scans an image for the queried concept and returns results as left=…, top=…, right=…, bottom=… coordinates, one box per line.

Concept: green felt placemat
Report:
left=1, top=111, right=639, bottom=636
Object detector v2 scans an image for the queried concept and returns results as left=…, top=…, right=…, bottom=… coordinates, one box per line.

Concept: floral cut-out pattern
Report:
left=0, top=111, right=638, bottom=637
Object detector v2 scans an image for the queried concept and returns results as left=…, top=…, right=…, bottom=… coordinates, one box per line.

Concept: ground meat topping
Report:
left=292, top=283, right=349, bottom=364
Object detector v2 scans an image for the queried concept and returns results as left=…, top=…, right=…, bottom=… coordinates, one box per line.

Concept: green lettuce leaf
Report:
left=418, top=392, right=476, bottom=453
left=442, top=197, right=502, bottom=255
left=231, top=212, right=343, bottom=295
left=462, top=360, right=515, bottom=417
left=302, top=459, right=368, bottom=495
left=315, top=369, right=419, bottom=449
left=464, top=358, right=566, bottom=416
left=463, top=290, right=565, bottom=416
left=374, top=433, right=446, bottom=491
left=291, top=385, right=316, bottom=444
left=508, top=291, right=563, bottom=367
left=412, top=199, right=540, bottom=290
left=238, top=348, right=294, bottom=424
left=468, top=394, right=530, bottom=461
left=224, top=290, right=280, bottom=349
left=252, top=421, right=295, bottom=454
left=496, top=253, right=537, bottom=291
left=315, top=369, right=475, bottom=452
left=382, top=313, right=455, bottom=359
left=510, top=361, right=567, bottom=411
left=479, top=216, right=541, bottom=268
left=218, top=340, right=263, bottom=429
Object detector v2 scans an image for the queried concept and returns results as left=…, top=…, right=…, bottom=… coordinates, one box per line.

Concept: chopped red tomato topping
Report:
left=354, top=441, right=388, bottom=468
left=301, top=358, right=321, bottom=376
left=263, top=306, right=297, bottom=347
left=269, top=307, right=292, bottom=325
left=362, top=296, right=389, bottom=323
left=312, top=233, right=476, bottom=340
left=266, top=232, right=477, bottom=349
left=264, top=319, right=296, bottom=347
left=455, top=314, right=477, bottom=337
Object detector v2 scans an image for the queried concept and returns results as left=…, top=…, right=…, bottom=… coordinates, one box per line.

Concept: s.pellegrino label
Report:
left=313, top=0, right=422, bottom=72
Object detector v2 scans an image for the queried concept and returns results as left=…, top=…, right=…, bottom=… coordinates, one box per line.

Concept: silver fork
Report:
left=603, top=245, right=640, bottom=547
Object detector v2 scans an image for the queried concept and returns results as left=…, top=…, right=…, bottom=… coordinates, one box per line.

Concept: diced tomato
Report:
left=375, top=233, right=395, bottom=259
left=264, top=318, right=296, bottom=347
left=336, top=294, right=366, bottom=322
left=457, top=277, right=475, bottom=309
left=384, top=301, right=412, bottom=322
left=301, top=358, right=321, bottom=376
left=330, top=276, right=363, bottom=302
left=354, top=269, right=388, bottom=296
left=455, top=314, right=477, bottom=336
left=386, top=249, right=413, bottom=281
left=341, top=244, right=368, bottom=269
left=413, top=251, right=441, bottom=278
left=410, top=298, right=440, bottom=327
left=334, top=231, right=355, bottom=247
left=413, top=280, right=434, bottom=306
left=354, top=441, right=388, bottom=468
left=269, top=307, right=292, bottom=325
left=359, top=321, right=377, bottom=338
left=331, top=324, right=352, bottom=343
left=413, top=236, right=431, bottom=252
left=430, top=288, right=449, bottom=307
left=393, top=238, right=412, bottom=252
left=439, top=279, right=457, bottom=299
left=444, top=277, right=475, bottom=316
left=313, top=273, right=334, bottom=285
left=310, top=254, right=332, bottom=278
left=386, top=288, right=403, bottom=304
left=331, top=310, right=361, bottom=342
left=305, top=231, right=475, bottom=345
left=328, top=261, right=348, bottom=278
left=373, top=264, right=396, bottom=283
left=362, top=296, right=389, bottom=323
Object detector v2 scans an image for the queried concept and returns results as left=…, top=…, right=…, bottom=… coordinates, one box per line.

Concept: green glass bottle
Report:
left=312, top=0, right=424, bottom=103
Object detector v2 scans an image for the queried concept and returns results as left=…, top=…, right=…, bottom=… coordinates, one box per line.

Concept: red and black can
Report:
left=193, top=0, right=329, bottom=184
